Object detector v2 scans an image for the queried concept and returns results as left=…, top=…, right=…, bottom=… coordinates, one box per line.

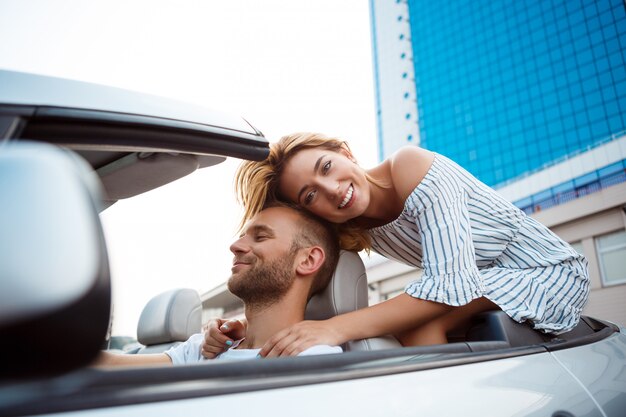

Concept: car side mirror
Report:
left=0, top=141, right=111, bottom=380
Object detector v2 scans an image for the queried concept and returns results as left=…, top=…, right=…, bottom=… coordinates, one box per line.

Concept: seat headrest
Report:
left=305, top=251, right=368, bottom=320
left=137, top=288, right=202, bottom=345
left=304, top=250, right=403, bottom=352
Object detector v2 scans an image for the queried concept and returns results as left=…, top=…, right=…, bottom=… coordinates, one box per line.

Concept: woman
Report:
left=204, top=132, right=589, bottom=358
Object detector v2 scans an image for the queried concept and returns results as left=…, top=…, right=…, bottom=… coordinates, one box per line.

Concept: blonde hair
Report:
left=235, top=132, right=373, bottom=252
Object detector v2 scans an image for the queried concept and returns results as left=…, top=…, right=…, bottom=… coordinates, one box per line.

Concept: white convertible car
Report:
left=1, top=70, right=625, bottom=417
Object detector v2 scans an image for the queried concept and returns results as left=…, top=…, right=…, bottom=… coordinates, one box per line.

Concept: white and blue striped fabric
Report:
left=368, top=153, right=590, bottom=333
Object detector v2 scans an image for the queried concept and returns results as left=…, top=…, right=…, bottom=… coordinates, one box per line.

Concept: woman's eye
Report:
left=304, top=190, right=316, bottom=205
left=322, top=161, right=331, bottom=173
left=255, top=234, right=268, bottom=241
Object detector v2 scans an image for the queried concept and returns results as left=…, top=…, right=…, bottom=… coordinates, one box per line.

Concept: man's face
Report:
left=227, top=207, right=301, bottom=307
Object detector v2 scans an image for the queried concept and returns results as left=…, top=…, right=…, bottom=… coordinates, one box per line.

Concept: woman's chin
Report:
left=308, top=203, right=363, bottom=224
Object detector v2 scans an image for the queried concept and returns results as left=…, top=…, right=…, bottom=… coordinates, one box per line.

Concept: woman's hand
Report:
left=201, top=318, right=247, bottom=359
left=259, top=320, right=343, bottom=358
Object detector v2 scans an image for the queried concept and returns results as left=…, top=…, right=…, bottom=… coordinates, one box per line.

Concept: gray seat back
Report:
left=305, top=251, right=401, bottom=351
left=136, top=288, right=202, bottom=353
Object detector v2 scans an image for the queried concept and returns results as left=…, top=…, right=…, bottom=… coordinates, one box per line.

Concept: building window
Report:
left=596, top=230, right=626, bottom=286
left=570, top=241, right=584, bottom=255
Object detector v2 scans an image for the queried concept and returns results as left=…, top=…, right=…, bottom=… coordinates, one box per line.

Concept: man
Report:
left=95, top=204, right=342, bottom=366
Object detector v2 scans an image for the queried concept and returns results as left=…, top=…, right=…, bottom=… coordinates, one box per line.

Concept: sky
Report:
left=0, top=0, right=378, bottom=335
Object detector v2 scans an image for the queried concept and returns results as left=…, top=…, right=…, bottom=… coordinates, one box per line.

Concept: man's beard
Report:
left=227, top=253, right=296, bottom=310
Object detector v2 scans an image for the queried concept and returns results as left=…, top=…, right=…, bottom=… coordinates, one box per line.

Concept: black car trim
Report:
left=23, top=120, right=269, bottom=162
left=1, top=105, right=269, bottom=161
left=543, top=318, right=620, bottom=352
left=0, top=115, right=25, bottom=139
left=34, top=106, right=265, bottom=142
left=0, top=104, right=36, bottom=117
left=1, top=344, right=548, bottom=416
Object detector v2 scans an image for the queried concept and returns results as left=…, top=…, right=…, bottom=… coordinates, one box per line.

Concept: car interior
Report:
left=127, top=247, right=616, bottom=357
left=130, top=288, right=204, bottom=354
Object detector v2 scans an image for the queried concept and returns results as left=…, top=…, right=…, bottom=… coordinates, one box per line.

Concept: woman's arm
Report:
left=260, top=294, right=452, bottom=357
left=331, top=293, right=453, bottom=341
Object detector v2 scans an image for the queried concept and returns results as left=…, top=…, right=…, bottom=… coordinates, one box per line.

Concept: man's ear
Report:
left=295, top=246, right=325, bottom=277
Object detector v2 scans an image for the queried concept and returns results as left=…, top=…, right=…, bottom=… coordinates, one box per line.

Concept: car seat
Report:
left=134, top=288, right=203, bottom=353
left=305, top=251, right=402, bottom=351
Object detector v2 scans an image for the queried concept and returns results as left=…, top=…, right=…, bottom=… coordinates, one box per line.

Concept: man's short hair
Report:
left=264, top=201, right=340, bottom=298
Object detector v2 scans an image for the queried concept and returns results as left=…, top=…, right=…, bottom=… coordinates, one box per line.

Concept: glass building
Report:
left=371, top=0, right=626, bottom=186
left=370, top=0, right=419, bottom=160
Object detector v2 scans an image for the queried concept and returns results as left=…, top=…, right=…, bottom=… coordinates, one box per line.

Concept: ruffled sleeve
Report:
left=404, top=185, right=485, bottom=306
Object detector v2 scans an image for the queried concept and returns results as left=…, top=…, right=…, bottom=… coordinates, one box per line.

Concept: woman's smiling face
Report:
left=278, top=147, right=370, bottom=223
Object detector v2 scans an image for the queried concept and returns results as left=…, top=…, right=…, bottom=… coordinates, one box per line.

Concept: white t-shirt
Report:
left=165, top=333, right=342, bottom=365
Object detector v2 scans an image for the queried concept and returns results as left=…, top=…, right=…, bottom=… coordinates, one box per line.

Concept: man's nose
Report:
left=229, top=236, right=250, bottom=255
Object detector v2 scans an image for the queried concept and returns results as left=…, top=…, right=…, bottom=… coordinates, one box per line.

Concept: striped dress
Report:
left=368, top=153, right=590, bottom=333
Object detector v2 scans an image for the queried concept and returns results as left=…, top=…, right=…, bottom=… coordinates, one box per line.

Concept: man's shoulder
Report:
left=164, top=333, right=206, bottom=365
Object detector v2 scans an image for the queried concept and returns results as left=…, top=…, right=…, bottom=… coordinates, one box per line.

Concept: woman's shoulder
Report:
left=388, top=146, right=435, bottom=200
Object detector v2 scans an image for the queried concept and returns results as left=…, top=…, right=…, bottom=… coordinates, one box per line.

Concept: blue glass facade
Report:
left=405, top=0, right=626, bottom=186
left=515, top=157, right=626, bottom=213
